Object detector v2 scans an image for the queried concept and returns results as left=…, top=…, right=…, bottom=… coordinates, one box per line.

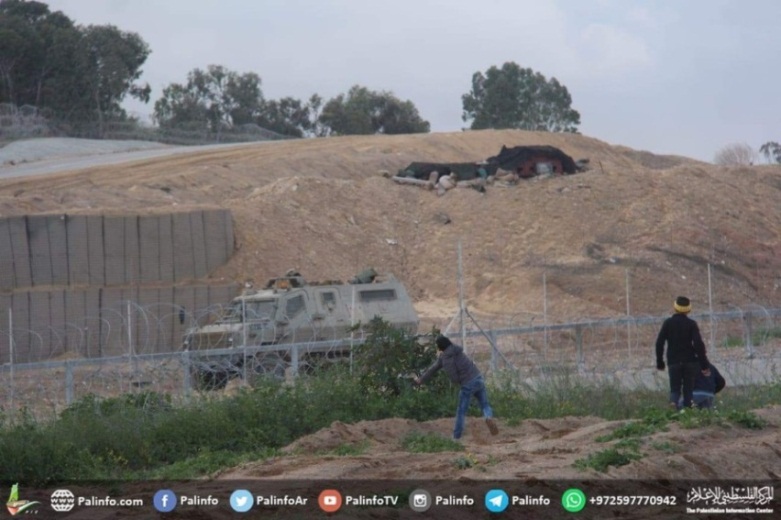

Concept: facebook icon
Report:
left=154, top=489, right=177, bottom=512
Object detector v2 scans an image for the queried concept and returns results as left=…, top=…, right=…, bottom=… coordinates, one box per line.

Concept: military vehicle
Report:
left=183, top=268, right=419, bottom=389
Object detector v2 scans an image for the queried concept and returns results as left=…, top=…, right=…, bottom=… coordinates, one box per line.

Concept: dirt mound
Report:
left=219, top=407, right=781, bottom=481
left=1, top=129, right=780, bottom=324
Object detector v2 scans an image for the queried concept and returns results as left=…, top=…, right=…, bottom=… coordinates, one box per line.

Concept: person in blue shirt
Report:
left=680, top=361, right=725, bottom=409
left=415, top=335, right=499, bottom=440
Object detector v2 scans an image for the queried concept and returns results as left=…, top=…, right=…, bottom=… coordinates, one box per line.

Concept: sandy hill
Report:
left=1, top=129, right=780, bottom=325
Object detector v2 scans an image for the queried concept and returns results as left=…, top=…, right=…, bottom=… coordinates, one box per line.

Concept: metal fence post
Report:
left=65, top=361, right=74, bottom=405
left=291, top=344, right=299, bottom=378
left=575, top=325, right=584, bottom=368
left=182, top=351, right=192, bottom=399
left=745, top=314, right=755, bottom=359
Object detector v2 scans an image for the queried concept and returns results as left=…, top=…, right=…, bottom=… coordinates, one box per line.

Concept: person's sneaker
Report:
left=485, top=417, right=499, bottom=436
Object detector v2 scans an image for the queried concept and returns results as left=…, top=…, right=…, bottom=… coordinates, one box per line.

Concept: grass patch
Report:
left=401, top=431, right=463, bottom=453
left=596, top=420, right=663, bottom=442
left=574, top=447, right=642, bottom=472
left=331, top=441, right=370, bottom=456
left=453, top=453, right=478, bottom=470
left=725, top=410, right=766, bottom=430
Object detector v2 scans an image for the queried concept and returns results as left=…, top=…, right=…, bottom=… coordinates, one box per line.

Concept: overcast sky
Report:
left=44, top=0, right=781, bottom=162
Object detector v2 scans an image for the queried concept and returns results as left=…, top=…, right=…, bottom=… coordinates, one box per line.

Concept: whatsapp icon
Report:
left=561, top=488, right=586, bottom=513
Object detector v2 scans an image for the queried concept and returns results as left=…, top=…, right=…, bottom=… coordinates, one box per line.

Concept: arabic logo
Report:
left=6, top=484, right=41, bottom=516
left=687, top=486, right=774, bottom=507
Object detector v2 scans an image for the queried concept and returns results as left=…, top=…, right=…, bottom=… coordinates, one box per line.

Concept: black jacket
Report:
left=655, top=313, right=709, bottom=369
left=694, top=362, right=726, bottom=395
left=420, top=344, right=481, bottom=386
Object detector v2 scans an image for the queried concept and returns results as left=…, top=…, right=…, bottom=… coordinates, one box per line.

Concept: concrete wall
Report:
left=0, top=284, right=239, bottom=362
left=0, top=208, right=237, bottom=362
left=0, top=209, right=234, bottom=290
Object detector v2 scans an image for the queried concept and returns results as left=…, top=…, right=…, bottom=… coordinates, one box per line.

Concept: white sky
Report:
left=43, top=0, right=781, bottom=162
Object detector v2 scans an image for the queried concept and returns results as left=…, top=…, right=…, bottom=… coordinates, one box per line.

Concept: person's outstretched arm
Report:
left=415, top=356, right=443, bottom=386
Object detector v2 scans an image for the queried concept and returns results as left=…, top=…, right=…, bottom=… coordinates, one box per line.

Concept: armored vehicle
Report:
left=183, top=268, right=418, bottom=389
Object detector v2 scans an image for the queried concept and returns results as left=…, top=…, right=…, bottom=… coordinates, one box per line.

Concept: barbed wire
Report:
left=1, top=302, right=780, bottom=419
left=0, top=103, right=296, bottom=144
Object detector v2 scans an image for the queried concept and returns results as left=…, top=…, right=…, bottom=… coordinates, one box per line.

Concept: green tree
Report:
left=154, top=65, right=263, bottom=132
left=318, top=85, right=430, bottom=135
left=256, top=96, right=314, bottom=137
left=759, top=141, right=781, bottom=164
left=462, top=62, right=580, bottom=132
left=352, top=317, right=446, bottom=398
left=78, top=24, right=150, bottom=133
left=0, top=0, right=81, bottom=108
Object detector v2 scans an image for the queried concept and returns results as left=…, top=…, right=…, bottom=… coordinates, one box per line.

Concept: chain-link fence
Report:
left=2, top=304, right=779, bottom=419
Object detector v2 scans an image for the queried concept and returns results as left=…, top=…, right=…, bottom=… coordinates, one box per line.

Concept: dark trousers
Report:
left=668, top=362, right=701, bottom=409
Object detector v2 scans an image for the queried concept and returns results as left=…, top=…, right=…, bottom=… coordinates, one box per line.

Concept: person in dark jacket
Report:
left=679, top=362, right=726, bottom=409
left=655, top=296, right=711, bottom=410
left=414, top=335, right=499, bottom=440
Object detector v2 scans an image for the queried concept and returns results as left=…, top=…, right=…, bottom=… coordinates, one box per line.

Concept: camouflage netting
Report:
left=397, top=145, right=579, bottom=181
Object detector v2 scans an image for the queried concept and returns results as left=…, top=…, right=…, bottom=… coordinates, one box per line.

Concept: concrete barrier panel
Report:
left=28, top=291, right=51, bottom=360
left=125, top=216, right=140, bottom=283
left=0, top=293, right=10, bottom=363
left=47, top=215, right=69, bottom=286
left=10, top=292, right=30, bottom=363
left=65, top=290, right=87, bottom=356
left=191, top=211, right=208, bottom=279
left=103, top=216, right=126, bottom=286
left=194, top=285, right=210, bottom=323
left=136, top=287, right=160, bottom=354
left=172, top=213, right=195, bottom=282
left=203, top=210, right=228, bottom=272
left=99, top=287, right=126, bottom=357
left=66, top=215, right=90, bottom=286
left=138, top=215, right=161, bottom=283
left=8, top=216, right=32, bottom=288
left=173, top=286, right=196, bottom=353
left=157, top=286, right=175, bottom=353
left=49, top=289, right=66, bottom=357
left=87, top=216, right=105, bottom=286
left=27, top=215, right=52, bottom=286
left=83, top=288, right=102, bottom=358
left=159, top=215, right=175, bottom=283
left=0, top=219, right=15, bottom=290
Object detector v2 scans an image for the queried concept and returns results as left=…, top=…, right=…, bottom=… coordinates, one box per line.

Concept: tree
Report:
left=0, top=2, right=149, bottom=129
left=713, top=143, right=756, bottom=166
left=0, top=0, right=81, bottom=108
left=318, top=85, right=430, bottom=135
left=759, top=141, right=781, bottom=164
left=154, top=65, right=263, bottom=132
left=257, top=96, right=315, bottom=137
left=78, top=25, right=150, bottom=133
left=462, top=62, right=580, bottom=132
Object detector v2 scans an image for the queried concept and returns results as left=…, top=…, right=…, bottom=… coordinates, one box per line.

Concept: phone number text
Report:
left=589, top=495, right=678, bottom=506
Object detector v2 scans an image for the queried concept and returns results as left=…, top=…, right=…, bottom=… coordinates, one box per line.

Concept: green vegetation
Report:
left=401, top=432, right=464, bottom=453
left=574, top=447, right=642, bottom=472
left=1, top=320, right=779, bottom=485
left=453, top=453, right=478, bottom=470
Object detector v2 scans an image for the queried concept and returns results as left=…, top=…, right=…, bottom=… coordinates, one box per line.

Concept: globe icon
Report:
left=50, top=489, right=75, bottom=512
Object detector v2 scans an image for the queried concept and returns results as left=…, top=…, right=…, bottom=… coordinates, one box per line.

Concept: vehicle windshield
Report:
left=220, top=299, right=277, bottom=323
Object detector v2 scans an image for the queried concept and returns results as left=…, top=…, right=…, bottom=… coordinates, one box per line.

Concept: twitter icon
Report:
left=485, top=489, right=509, bottom=513
left=230, top=489, right=254, bottom=513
